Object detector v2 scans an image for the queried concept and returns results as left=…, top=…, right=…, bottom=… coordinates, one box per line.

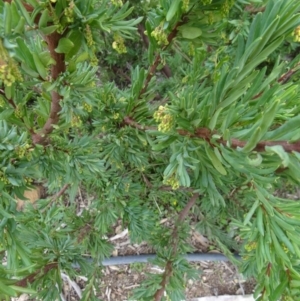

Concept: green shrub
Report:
left=0, top=0, right=300, bottom=300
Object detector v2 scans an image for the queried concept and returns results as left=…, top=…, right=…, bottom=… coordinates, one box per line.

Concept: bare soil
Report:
left=14, top=225, right=256, bottom=301
left=14, top=188, right=257, bottom=301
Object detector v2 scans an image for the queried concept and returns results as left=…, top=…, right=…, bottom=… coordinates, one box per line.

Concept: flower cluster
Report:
left=163, top=174, right=179, bottom=190
left=64, top=1, right=75, bottom=23
left=292, top=26, right=300, bottom=42
left=221, top=0, right=234, bottom=16
left=71, top=115, right=82, bottom=127
left=153, top=105, right=174, bottom=133
left=0, top=171, right=9, bottom=185
left=207, top=12, right=213, bottom=25
left=282, top=243, right=289, bottom=254
left=182, top=76, right=188, bottom=84
left=151, top=26, right=169, bottom=46
left=188, top=43, right=195, bottom=56
left=182, top=0, right=189, bottom=12
left=14, top=105, right=23, bottom=118
left=49, top=8, right=63, bottom=33
left=0, top=60, right=23, bottom=87
left=0, top=96, right=5, bottom=107
left=87, top=81, right=96, bottom=88
left=113, top=112, right=120, bottom=120
left=84, top=26, right=98, bottom=66
left=0, top=40, right=23, bottom=86
left=25, top=177, right=33, bottom=184
left=124, top=182, right=130, bottom=192
left=282, top=296, right=294, bottom=301
left=85, top=25, right=94, bottom=47
left=83, top=102, right=92, bottom=113
left=112, top=34, right=127, bottom=54
left=201, top=0, right=212, bottom=4
left=15, top=143, right=30, bottom=159
left=111, top=0, right=123, bottom=7
left=244, top=241, right=257, bottom=252
left=171, top=198, right=177, bottom=206
left=90, top=53, right=99, bottom=67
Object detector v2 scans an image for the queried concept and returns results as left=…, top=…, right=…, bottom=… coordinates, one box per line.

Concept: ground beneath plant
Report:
left=14, top=217, right=256, bottom=301
left=13, top=185, right=300, bottom=301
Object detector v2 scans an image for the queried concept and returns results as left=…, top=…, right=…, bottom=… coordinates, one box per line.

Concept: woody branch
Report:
left=32, top=31, right=66, bottom=145
left=154, top=193, right=199, bottom=301
left=123, top=116, right=300, bottom=153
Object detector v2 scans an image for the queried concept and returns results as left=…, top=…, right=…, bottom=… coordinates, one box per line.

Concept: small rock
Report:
left=115, top=225, right=123, bottom=234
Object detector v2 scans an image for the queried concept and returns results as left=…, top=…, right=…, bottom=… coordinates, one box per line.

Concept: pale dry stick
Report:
left=105, top=286, right=111, bottom=301
left=61, top=272, right=82, bottom=298
left=109, top=229, right=129, bottom=241
left=221, top=261, right=234, bottom=274
left=124, top=284, right=140, bottom=290
left=234, top=265, right=245, bottom=296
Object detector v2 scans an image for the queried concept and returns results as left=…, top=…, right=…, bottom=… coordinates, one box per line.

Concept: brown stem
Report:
left=252, top=62, right=300, bottom=101
left=123, top=116, right=156, bottom=131
left=50, top=184, right=69, bottom=201
left=41, top=184, right=69, bottom=213
left=123, top=116, right=300, bottom=153
left=139, top=18, right=187, bottom=98
left=177, top=192, right=199, bottom=223
left=0, top=89, right=34, bottom=132
left=224, top=138, right=300, bottom=153
left=137, top=24, right=172, bottom=79
left=154, top=261, right=173, bottom=301
left=137, top=24, right=149, bottom=48
left=278, top=62, right=300, bottom=84
left=154, top=193, right=199, bottom=301
left=3, top=0, right=34, bottom=12
left=14, top=262, right=58, bottom=287
left=159, top=185, right=194, bottom=192
left=0, top=89, right=16, bottom=108
left=245, top=5, right=266, bottom=13
left=32, top=31, right=66, bottom=145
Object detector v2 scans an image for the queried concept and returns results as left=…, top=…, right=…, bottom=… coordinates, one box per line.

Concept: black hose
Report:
left=75, top=253, right=240, bottom=267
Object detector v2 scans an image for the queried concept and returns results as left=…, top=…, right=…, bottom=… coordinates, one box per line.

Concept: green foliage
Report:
left=0, top=0, right=300, bottom=300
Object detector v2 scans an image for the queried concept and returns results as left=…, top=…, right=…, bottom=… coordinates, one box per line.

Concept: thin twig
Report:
left=123, top=116, right=156, bottom=130
left=41, top=184, right=69, bottom=213
left=278, top=62, right=300, bottom=84
left=14, top=262, right=58, bottom=287
left=0, top=89, right=34, bottom=132
left=154, top=193, right=199, bottom=301
left=50, top=184, right=70, bottom=202
left=137, top=24, right=172, bottom=78
left=139, top=18, right=187, bottom=98
left=252, top=62, right=300, bottom=101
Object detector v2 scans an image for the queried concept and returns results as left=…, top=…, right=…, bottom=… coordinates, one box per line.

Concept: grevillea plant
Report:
left=1, top=0, right=300, bottom=300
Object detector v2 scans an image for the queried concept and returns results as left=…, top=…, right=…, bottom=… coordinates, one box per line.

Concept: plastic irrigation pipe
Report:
left=75, top=253, right=241, bottom=267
